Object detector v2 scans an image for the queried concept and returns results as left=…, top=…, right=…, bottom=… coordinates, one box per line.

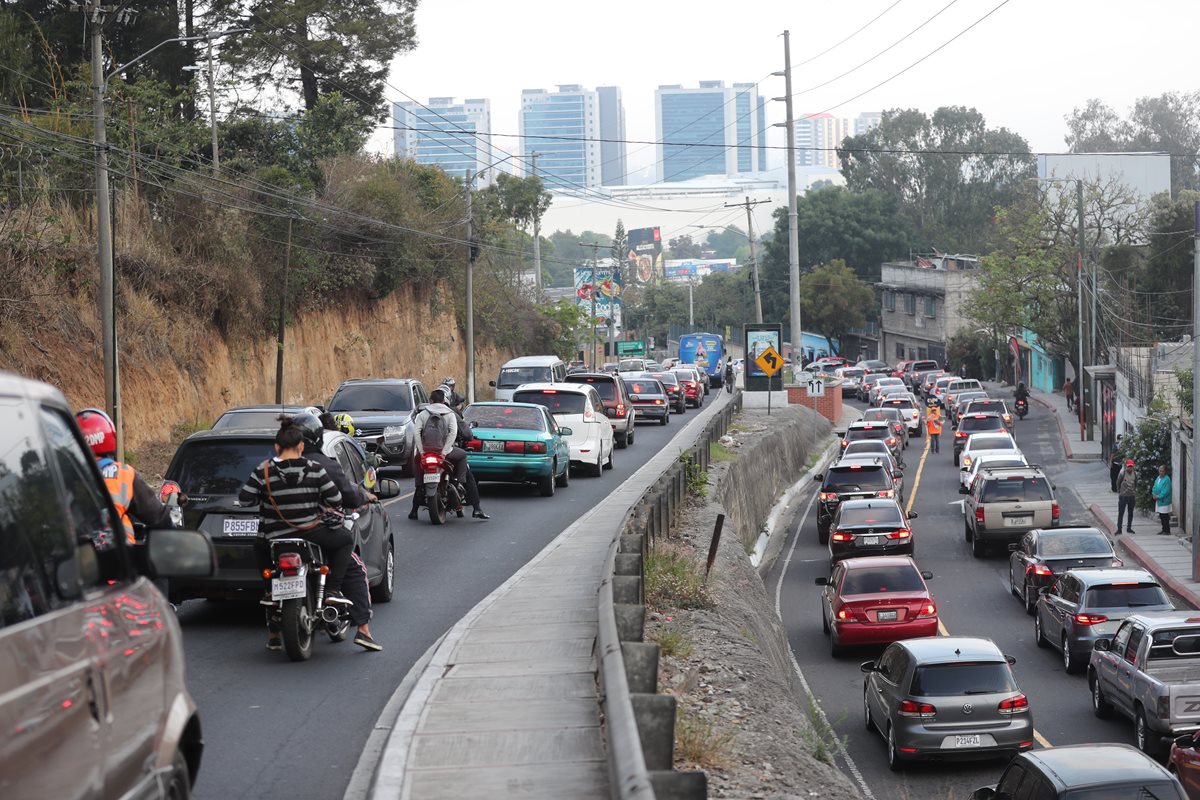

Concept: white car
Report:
left=959, top=451, right=1029, bottom=491
left=878, top=393, right=921, bottom=436
left=958, top=433, right=1021, bottom=475
left=511, top=383, right=615, bottom=476
left=868, top=377, right=906, bottom=405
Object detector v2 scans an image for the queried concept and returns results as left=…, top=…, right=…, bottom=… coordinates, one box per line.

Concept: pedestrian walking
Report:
left=1109, top=435, right=1124, bottom=493
left=1116, top=459, right=1137, bottom=535
left=925, top=403, right=943, bottom=454
left=1153, top=465, right=1173, bottom=536
left=1062, top=377, right=1075, bottom=413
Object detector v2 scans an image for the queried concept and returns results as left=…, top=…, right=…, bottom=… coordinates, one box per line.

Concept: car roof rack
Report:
left=980, top=464, right=1043, bottom=474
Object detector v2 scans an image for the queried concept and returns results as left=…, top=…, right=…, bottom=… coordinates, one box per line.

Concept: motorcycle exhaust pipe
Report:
left=319, top=605, right=341, bottom=624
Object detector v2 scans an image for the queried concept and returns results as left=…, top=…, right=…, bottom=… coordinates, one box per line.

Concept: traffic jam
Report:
left=794, top=358, right=1199, bottom=798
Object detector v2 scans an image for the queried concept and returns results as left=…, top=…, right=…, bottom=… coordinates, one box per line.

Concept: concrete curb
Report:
left=1031, top=393, right=1073, bottom=460
left=751, top=439, right=838, bottom=574
left=1090, top=502, right=1200, bottom=612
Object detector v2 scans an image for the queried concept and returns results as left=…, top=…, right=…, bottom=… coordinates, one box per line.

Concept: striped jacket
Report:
left=239, top=457, right=342, bottom=538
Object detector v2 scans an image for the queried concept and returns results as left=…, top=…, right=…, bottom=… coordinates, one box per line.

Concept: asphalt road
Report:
left=180, top=391, right=730, bottom=800
left=770, top=396, right=1138, bottom=799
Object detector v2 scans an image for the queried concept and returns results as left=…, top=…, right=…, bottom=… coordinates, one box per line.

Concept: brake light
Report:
left=616, top=403, right=626, bottom=418
left=423, top=453, right=440, bottom=465
left=897, top=700, right=937, bottom=718
left=277, top=552, right=302, bottom=576
left=886, top=438, right=898, bottom=446
left=1073, top=613, right=1109, bottom=626
left=877, top=489, right=894, bottom=498
left=654, top=399, right=664, bottom=405
left=1051, top=502, right=1060, bottom=521
left=819, top=492, right=838, bottom=502
left=975, top=506, right=985, bottom=524
left=886, top=529, right=911, bottom=539
left=998, top=694, right=1029, bottom=715
left=504, top=441, right=525, bottom=454
left=541, top=389, right=558, bottom=394
left=840, top=440, right=848, bottom=447
left=1026, top=563, right=1053, bottom=577
left=525, top=442, right=547, bottom=454
left=836, top=607, right=852, bottom=620
left=849, top=465, right=862, bottom=470
left=955, top=431, right=968, bottom=438
left=159, top=480, right=182, bottom=504
left=916, top=602, right=937, bottom=618
left=831, top=531, right=854, bottom=542
left=464, top=439, right=482, bottom=451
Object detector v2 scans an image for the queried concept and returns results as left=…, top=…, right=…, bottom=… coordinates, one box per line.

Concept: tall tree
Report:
left=704, top=225, right=746, bottom=259
left=798, top=260, right=875, bottom=356
left=667, top=233, right=703, bottom=259
left=611, top=218, right=628, bottom=278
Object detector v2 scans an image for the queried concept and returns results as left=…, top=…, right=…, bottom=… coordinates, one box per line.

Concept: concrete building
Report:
left=393, top=97, right=494, bottom=184
left=878, top=255, right=980, bottom=365
left=854, top=111, right=882, bottom=136
left=655, top=81, right=765, bottom=181
left=795, top=113, right=849, bottom=169
left=596, top=86, right=627, bottom=187
left=520, top=85, right=601, bottom=190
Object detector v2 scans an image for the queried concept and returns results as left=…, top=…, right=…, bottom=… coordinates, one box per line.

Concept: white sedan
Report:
left=511, top=383, right=615, bottom=477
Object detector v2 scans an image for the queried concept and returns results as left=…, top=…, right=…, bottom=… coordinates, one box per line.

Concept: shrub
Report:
left=675, top=708, right=735, bottom=769
left=646, top=541, right=713, bottom=610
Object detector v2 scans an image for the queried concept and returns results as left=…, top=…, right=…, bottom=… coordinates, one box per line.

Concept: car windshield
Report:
left=848, top=427, right=890, bottom=442
left=1084, top=584, right=1169, bottom=609
left=464, top=405, right=545, bottom=431
left=969, top=434, right=1016, bottom=451
left=498, top=366, right=554, bottom=388
left=212, top=410, right=288, bottom=430
left=512, top=390, right=587, bottom=415
left=328, top=385, right=412, bottom=413
left=567, top=377, right=616, bottom=400
left=840, top=369, right=866, bottom=379
left=824, top=467, right=889, bottom=490
left=910, top=662, right=1017, bottom=697
left=1039, top=533, right=1112, bottom=556
left=863, top=374, right=883, bottom=386
left=980, top=477, right=1053, bottom=502
left=960, top=416, right=1005, bottom=433
left=627, top=381, right=664, bottom=397
left=839, top=505, right=905, bottom=527
left=170, top=440, right=273, bottom=496
left=841, top=566, right=924, bottom=594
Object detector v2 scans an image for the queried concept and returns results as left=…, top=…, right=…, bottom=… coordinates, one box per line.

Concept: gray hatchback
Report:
left=862, top=636, right=1034, bottom=770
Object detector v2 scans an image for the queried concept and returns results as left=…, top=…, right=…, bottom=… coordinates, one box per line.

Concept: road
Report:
left=771, top=396, right=1139, bottom=799
left=180, top=392, right=730, bottom=800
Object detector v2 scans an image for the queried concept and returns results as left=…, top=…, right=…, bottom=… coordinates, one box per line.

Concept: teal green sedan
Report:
left=463, top=402, right=572, bottom=497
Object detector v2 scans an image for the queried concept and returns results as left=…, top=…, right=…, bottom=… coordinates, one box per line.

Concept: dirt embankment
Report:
left=5, top=283, right=512, bottom=476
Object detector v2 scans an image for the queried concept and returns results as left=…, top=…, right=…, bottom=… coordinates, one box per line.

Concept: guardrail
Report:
left=598, top=390, right=742, bottom=799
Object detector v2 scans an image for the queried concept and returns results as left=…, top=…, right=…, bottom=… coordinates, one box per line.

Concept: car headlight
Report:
left=383, top=425, right=406, bottom=437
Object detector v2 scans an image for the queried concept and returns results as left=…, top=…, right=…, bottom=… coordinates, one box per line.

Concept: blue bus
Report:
left=678, top=333, right=726, bottom=386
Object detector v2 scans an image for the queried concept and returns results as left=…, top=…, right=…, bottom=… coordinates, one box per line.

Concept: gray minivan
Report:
left=0, top=372, right=217, bottom=798
left=491, top=356, right=568, bottom=401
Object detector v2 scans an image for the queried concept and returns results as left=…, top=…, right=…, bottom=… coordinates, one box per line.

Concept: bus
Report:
left=678, top=332, right=726, bottom=387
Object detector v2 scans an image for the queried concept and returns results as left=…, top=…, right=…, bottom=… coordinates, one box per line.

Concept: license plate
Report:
left=423, top=472, right=441, bottom=484
left=1005, top=515, right=1033, bottom=527
left=860, top=536, right=880, bottom=546
left=877, top=610, right=898, bottom=621
left=271, top=575, right=306, bottom=600
left=483, top=440, right=504, bottom=452
left=952, top=735, right=982, bottom=748
left=223, top=517, right=259, bottom=535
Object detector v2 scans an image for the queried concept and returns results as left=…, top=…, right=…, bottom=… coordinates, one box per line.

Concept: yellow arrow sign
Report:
left=755, top=345, right=784, bottom=377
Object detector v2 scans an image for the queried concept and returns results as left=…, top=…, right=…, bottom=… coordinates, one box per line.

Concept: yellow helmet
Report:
left=333, top=412, right=355, bottom=436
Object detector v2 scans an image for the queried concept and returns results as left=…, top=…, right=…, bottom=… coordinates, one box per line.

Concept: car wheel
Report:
left=616, top=429, right=628, bottom=449
left=821, top=607, right=830, bottom=635
left=538, top=468, right=556, bottom=497
left=863, top=690, right=874, bottom=732
left=163, top=749, right=192, bottom=800
left=818, top=522, right=830, bottom=546
left=964, top=520, right=973, bottom=542
left=370, top=539, right=395, bottom=603
left=626, top=427, right=634, bottom=446
left=1023, top=584, right=1037, bottom=615
left=887, top=725, right=905, bottom=772
left=830, top=631, right=843, bottom=658
left=603, top=444, right=614, bottom=470
left=660, top=412, right=669, bottom=426
left=1091, top=673, right=1114, bottom=718
left=1136, top=707, right=1162, bottom=756
left=1008, top=562, right=1020, bottom=598
left=590, top=451, right=603, bottom=477
left=1034, top=611, right=1047, bottom=648
left=555, top=460, right=570, bottom=487
left=971, top=533, right=985, bottom=558
left=1063, top=635, right=1083, bottom=674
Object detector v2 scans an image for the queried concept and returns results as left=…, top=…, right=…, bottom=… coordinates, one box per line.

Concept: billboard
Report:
left=575, top=260, right=623, bottom=328
left=664, top=258, right=739, bottom=283
left=626, top=227, right=663, bottom=284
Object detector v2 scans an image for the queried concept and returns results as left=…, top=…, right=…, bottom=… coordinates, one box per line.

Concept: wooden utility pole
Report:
left=724, top=196, right=770, bottom=323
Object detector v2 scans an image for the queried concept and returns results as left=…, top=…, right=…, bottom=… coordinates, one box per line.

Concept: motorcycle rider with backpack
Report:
left=409, top=388, right=489, bottom=520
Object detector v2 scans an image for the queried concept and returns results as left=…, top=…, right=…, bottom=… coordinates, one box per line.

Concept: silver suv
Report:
left=964, top=465, right=1059, bottom=558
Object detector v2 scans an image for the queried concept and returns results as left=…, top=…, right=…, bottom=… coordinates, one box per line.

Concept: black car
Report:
left=973, top=743, right=1185, bottom=799
left=828, top=498, right=917, bottom=563
left=842, top=421, right=902, bottom=462
left=626, top=377, right=670, bottom=424
left=812, top=462, right=896, bottom=544
left=1008, top=526, right=1119, bottom=614
left=327, top=378, right=430, bottom=471
left=163, top=427, right=400, bottom=603
left=644, top=371, right=687, bottom=414
left=953, top=412, right=1008, bottom=461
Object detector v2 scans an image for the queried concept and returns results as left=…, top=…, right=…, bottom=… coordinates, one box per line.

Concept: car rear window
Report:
left=328, top=385, right=412, bottom=413
left=1061, top=785, right=1181, bottom=800
left=843, top=442, right=890, bottom=458
left=980, top=477, right=1053, bottom=502
left=969, top=434, right=1016, bottom=451
left=627, top=381, right=664, bottom=397
left=839, top=505, right=905, bottom=527
left=1039, top=533, right=1112, bottom=556
left=672, top=370, right=697, bottom=382
left=464, top=405, right=545, bottom=431
left=847, top=427, right=890, bottom=442
left=648, top=372, right=679, bottom=386
left=910, top=662, right=1017, bottom=697
left=863, top=409, right=902, bottom=423
left=498, top=367, right=554, bottom=388
left=212, top=410, right=285, bottom=430
left=885, top=398, right=915, bottom=410
left=1083, top=583, right=1168, bottom=609
left=863, top=374, right=883, bottom=386
left=170, top=440, right=272, bottom=496
left=960, top=416, right=1006, bottom=434
left=824, top=466, right=889, bottom=490
left=512, top=390, right=587, bottom=415
left=841, top=566, right=924, bottom=594
left=566, top=376, right=616, bottom=401
left=911, top=361, right=938, bottom=372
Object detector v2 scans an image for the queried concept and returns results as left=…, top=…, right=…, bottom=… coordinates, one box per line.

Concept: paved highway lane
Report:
left=770, top=398, right=1136, bottom=799
left=180, top=393, right=731, bottom=800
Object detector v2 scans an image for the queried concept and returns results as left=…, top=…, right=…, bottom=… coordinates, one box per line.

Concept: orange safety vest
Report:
left=926, top=413, right=943, bottom=435
left=98, top=458, right=137, bottom=544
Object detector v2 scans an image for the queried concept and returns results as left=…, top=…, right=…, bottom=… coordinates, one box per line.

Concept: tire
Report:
left=1034, top=612, right=1048, bottom=648
left=626, top=428, right=634, bottom=446
left=590, top=451, right=603, bottom=477
left=822, top=607, right=830, bottom=635
left=428, top=488, right=446, bottom=525
left=538, top=468, right=556, bottom=497
left=965, top=520, right=973, bottom=542
left=1091, top=673, right=1114, bottom=718
left=616, top=429, right=628, bottom=449
left=1009, top=563, right=1020, bottom=598
left=1063, top=635, right=1083, bottom=674
left=887, top=725, right=905, bottom=772
left=604, top=444, right=614, bottom=470
left=864, top=690, right=874, bottom=732
left=370, top=539, right=395, bottom=603
left=660, top=413, right=669, bottom=426
left=971, top=533, right=985, bottom=558
left=555, top=460, right=570, bottom=487
left=1136, top=707, right=1162, bottom=756
left=163, top=749, right=192, bottom=800
left=830, top=632, right=843, bottom=658
left=1023, top=584, right=1037, bottom=615
left=280, top=598, right=314, bottom=662
left=818, top=522, right=830, bottom=546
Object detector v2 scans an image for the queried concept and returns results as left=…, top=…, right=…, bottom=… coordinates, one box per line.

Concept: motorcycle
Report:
left=264, top=517, right=357, bottom=662
left=1015, top=398, right=1029, bottom=420
left=419, top=450, right=465, bottom=525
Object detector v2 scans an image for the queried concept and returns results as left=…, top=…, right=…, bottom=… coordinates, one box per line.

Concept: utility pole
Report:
left=531, top=151, right=542, bottom=296
left=206, top=34, right=219, bottom=174
left=687, top=279, right=695, bottom=327
left=1077, top=180, right=1087, bottom=440
left=465, top=169, right=476, bottom=403
left=275, top=217, right=292, bottom=404
left=724, top=196, right=769, bottom=323
left=782, top=31, right=801, bottom=378
left=1191, top=200, right=1200, bottom=581
left=582, top=242, right=606, bottom=369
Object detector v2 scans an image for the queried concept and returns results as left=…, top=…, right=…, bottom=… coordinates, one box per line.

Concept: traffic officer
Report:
left=925, top=401, right=943, bottom=454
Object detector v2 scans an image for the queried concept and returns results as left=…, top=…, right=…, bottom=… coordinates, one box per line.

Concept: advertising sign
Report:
left=575, top=262, right=623, bottom=328
left=664, top=258, right=739, bottom=283
left=616, top=340, right=645, bottom=356
left=626, top=227, right=663, bottom=284
left=744, top=323, right=783, bottom=392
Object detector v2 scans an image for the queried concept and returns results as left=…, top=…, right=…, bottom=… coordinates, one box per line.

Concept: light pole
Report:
left=772, top=30, right=801, bottom=379
left=182, top=28, right=250, bottom=175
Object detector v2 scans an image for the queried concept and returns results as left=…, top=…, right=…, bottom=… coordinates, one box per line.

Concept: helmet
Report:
left=442, top=377, right=456, bottom=389
left=332, top=412, right=355, bottom=436
left=76, top=407, right=116, bottom=458
left=290, top=412, right=325, bottom=450
left=435, top=384, right=453, bottom=398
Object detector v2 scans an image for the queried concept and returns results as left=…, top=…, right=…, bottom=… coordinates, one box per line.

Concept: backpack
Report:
left=420, top=410, right=449, bottom=452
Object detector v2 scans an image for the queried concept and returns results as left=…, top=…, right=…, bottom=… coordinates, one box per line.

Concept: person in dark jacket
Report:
left=1109, top=436, right=1124, bottom=492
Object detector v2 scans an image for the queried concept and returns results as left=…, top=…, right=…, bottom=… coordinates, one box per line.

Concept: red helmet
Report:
left=76, top=407, right=117, bottom=458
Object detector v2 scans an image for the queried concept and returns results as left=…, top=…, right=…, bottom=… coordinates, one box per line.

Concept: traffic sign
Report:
left=807, top=378, right=826, bottom=397
left=755, top=345, right=784, bottom=377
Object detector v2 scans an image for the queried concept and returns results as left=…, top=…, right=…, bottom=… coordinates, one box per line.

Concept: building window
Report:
left=895, top=342, right=905, bottom=359
left=924, top=297, right=936, bottom=318
left=882, top=291, right=895, bottom=312
left=904, top=294, right=916, bottom=315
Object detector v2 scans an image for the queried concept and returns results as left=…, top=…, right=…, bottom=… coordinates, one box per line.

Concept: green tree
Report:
left=704, top=225, right=746, bottom=259
left=1137, top=191, right=1199, bottom=339
left=476, top=173, right=551, bottom=230
left=667, top=234, right=703, bottom=259
left=611, top=218, right=628, bottom=280
left=798, top=260, right=875, bottom=356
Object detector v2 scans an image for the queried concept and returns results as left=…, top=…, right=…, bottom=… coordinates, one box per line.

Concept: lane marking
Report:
left=383, top=491, right=414, bottom=507
left=903, top=432, right=931, bottom=516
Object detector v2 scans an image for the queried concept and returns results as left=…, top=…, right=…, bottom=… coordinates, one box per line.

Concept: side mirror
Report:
left=377, top=478, right=401, bottom=499
left=1004, top=655, right=1017, bottom=666
left=1007, top=543, right=1020, bottom=552
left=469, top=420, right=479, bottom=428
left=859, top=660, right=876, bottom=674
left=971, top=789, right=998, bottom=800
left=1093, top=638, right=1111, bottom=652
left=1051, top=484, right=1057, bottom=490
left=488, top=380, right=497, bottom=388
left=895, top=471, right=904, bottom=479
left=814, top=576, right=829, bottom=586
left=314, top=404, right=326, bottom=413
left=144, top=529, right=216, bottom=578
left=921, top=570, right=934, bottom=579
left=812, top=473, right=824, bottom=482
left=559, top=427, right=574, bottom=436
left=834, top=431, right=845, bottom=438
left=1175, top=733, right=1196, bottom=748
left=958, top=485, right=969, bottom=495
left=907, top=511, right=918, bottom=520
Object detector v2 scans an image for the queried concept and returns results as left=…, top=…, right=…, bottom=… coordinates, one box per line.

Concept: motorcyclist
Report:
left=442, top=377, right=465, bottom=412
left=1015, top=381, right=1030, bottom=403
left=290, top=413, right=381, bottom=652
left=409, top=388, right=489, bottom=520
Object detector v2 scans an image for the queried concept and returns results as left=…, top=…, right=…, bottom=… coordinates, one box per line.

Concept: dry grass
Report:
left=652, top=625, right=693, bottom=659
left=645, top=541, right=713, bottom=610
left=675, top=708, right=736, bottom=769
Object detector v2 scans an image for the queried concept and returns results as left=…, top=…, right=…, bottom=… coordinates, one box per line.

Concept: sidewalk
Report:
left=1026, top=385, right=1102, bottom=461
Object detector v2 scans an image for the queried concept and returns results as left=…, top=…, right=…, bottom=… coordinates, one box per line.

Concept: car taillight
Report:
left=464, top=439, right=482, bottom=451
left=916, top=602, right=937, bottom=618
left=975, top=506, right=985, bottom=524
left=835, top=606, right=852, bottom=620
left=886, top=529, right=911, bottom=539
left=886, top=437, right=897, bottom=446
left=831, top=531, right=854, bottom=542
left=277, top=552, right=302, bottom=576
left=998, top=694, right=1029, bottom=715
left=159, top=480, right=182, bottom=504
left=840, top=440, right=848, bottom=447
left=1051, top=502, right=1060, bottom=521
left=819, top=492, right=838, bottom=502
left=897, top=700, right=937, bottom=718
left=654, top=399, right=664, bottom=405
left=1073, top=613, right=1109, bottom=626
left=584, top=406, right=595, bottom=422
left=616, top=403, right=626, bottom=418
left=504, top=441, right=526, bottom=454
left=1026, top=563, right=1053, bottom=577
left=955, top=431, right=968, bottom=438
left=877, top=489, right=894, bottom=498
left=525, top=442, right=547, bottom=454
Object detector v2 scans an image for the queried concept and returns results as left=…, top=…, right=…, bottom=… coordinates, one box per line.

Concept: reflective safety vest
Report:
left=98, top=457, right=137, bottom=544
left=925, top=414, right=943, bottom=435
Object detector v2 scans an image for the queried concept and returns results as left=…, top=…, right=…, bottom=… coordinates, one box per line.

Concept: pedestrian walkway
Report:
left=1025, top=384, right=1102, bottom=461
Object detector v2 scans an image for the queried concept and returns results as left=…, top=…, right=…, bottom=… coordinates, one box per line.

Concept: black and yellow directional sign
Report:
left=755, top=345, right=784, bottom=377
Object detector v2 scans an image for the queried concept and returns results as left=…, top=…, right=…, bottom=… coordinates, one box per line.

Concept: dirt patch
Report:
left=647, top=414, right=861, bottom=799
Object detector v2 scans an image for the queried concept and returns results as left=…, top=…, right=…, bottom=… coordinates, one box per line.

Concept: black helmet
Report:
left=290, top=412, right=325, bottom=450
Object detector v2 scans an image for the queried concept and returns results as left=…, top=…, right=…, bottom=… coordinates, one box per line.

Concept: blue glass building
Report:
left=393, top=97, right=493, bottom=184
left=519, top=85, right=600, bottom=191
left=655, top=81, right=765, bottom=182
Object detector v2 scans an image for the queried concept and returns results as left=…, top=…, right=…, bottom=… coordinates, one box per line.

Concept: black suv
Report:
left=812, top=462, right=896, bottom=544
left=327, top=378, right=429, bottom=471
left=953, top=412, right=1008, bottom=462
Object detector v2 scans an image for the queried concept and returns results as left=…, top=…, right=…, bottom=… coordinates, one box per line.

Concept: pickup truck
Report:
left=1089, top=612, right=1200, bottom=755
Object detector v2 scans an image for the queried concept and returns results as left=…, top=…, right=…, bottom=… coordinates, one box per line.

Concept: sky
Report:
left=375, top=0, right=1198, bottom=178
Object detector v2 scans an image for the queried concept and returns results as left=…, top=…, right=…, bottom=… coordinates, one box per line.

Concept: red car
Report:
left=815, top=556, right=937, bottom=657
left=1170, top=732, right=1200, bottom=798
left=671, top=369, right=703, bottom=407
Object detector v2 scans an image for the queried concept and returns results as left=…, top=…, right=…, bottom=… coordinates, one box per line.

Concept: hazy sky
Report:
left=377, top=0, right=1198, bottom=177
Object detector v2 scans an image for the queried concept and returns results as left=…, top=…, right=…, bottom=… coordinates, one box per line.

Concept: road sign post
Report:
left=755, top=345, right=784, bottom=415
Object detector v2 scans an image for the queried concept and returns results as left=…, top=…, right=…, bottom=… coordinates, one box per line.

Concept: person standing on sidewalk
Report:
left=1109, top=435, right=1124, bottom=492
left=925, top=403, right=943, bottom=453
left=1153, top=465, right=1173, bottom=536
left=1062, top=377, right=1075, bottom=413
left=1116, top=459, right=1137, bottom=535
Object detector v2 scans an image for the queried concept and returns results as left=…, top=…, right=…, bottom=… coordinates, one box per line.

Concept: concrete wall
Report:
left=786, top=385, right=843, bottom=423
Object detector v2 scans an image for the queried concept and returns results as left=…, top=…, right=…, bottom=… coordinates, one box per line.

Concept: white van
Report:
left=491, top=355, right=568, bottom=401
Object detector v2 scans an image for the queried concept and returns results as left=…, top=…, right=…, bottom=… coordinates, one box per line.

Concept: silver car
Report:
left=862, top=636, right=1034, bottom=770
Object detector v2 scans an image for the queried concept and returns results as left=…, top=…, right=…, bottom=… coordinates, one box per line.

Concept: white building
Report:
left=393, top=97, right=494, bottom=185
left=795, top=113, right=849, bottom=169
left=520, top=85, right=602, bottom=190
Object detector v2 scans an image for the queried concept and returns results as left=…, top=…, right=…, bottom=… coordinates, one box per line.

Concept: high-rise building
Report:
left=794, top=112, right=850, bottom=169
left=520, top=85, right=601, bottom=191
left=854, top=111, right=883, bottom=136
left=655, top=81, right=765, bottom=182
left=393, top=97, right=494, bottom=184
left=596, top=86, right=627, bottom=187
